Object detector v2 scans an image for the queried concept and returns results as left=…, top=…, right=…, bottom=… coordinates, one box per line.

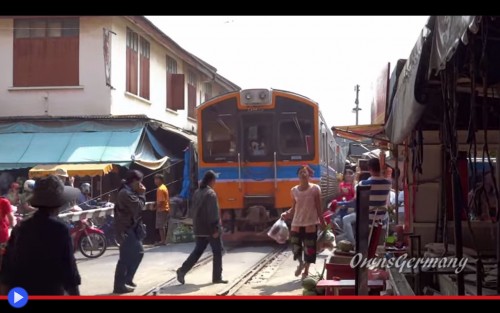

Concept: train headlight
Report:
left=240, top=89, right=271, bottom=106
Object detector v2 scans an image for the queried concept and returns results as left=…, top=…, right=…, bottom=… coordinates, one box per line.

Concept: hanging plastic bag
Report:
left=317, top=227, right=335, bottom=253
left=267, top=219, right=289, bottom=244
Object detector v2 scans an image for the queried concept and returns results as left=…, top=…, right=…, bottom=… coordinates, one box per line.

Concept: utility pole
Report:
left=352, top=84, right=361, bottom=125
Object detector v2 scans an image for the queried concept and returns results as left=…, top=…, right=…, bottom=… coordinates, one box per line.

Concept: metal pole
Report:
left=353, top=84, right=361, bottom=125
left=452, top=160, right=465, bottom=295
left=497, top=218, right=500, bottom=294
left=395, top=146, right=399, bottom=225
left=496, top=144, right=500, bottom=294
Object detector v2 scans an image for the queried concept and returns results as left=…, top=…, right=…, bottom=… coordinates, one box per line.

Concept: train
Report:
left=197, top=88, right=345, bottom=241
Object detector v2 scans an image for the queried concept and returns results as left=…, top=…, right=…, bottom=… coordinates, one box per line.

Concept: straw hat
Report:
left=54, top=168, right=69, bottom=178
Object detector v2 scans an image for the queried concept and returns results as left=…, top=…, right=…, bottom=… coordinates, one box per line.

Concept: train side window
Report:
left=329, top=144, right=335, bottom=164
left=204, top=115, right=237, bottom=160
left=278, top=118, right=314, bottom=159
left=321, top=124, right=327, bottom=164
left=201, top=98, right=238, bottom=163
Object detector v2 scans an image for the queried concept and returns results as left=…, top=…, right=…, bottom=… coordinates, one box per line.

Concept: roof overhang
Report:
left=332, top=124, right=389, bottom=147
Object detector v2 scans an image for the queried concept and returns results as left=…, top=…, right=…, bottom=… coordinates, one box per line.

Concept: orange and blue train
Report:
left=197, top=89, right=345, bottom=240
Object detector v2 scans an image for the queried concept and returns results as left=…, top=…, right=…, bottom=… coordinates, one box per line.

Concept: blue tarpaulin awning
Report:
left=0, top=130, right=142, bottom=170
left=0, top=120, right=172, bottom=171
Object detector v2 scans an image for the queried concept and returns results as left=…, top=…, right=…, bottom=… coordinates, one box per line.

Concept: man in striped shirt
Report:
left=342, top=158, right=392, bottom=246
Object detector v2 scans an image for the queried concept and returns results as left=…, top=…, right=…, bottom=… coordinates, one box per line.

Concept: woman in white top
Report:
left=281, top=165, right=327, bottom=279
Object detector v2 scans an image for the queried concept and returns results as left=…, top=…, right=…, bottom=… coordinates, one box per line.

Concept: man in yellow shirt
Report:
left=154, top=174, right=170, bottom=245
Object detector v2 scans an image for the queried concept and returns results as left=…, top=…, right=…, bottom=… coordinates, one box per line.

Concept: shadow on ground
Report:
left=256, top=279, right=302, bottom=296
left=160, top=282, right=213, bottom=295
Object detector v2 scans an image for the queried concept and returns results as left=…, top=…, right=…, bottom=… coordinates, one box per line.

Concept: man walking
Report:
left=154, top=174, right=170, bottom=245
left=176, top=170, right=227, bottom=285
left=113, top=170, right=147, bottom=294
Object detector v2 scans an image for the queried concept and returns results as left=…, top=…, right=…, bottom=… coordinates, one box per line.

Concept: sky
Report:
left=146, top=16, right=429, bottom=128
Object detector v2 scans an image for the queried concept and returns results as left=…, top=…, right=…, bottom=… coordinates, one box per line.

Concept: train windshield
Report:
left=241, top=113, right=274, bottom=162
left=276, top=96, right=315, bottom=161
left=202, top=98, right=238, bottom=162
left=278, top=117, right=314, bottom=158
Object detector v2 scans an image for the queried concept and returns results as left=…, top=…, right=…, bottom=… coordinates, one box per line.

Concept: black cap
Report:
left=125, top=170, right=144, bottom=184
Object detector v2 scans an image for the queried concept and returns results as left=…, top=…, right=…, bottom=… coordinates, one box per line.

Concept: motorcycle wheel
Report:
left=79, top=233, right=107, bottom=258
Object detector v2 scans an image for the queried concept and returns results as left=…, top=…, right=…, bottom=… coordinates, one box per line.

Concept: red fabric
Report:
left=323, top=211, right=334, bottom=225
left=0, top=197, right=12, bottom=243
left=328, top=200, right=337, bottom=212
left=368, top=224, right=382, bottom=259
left=336, top=182, right=355, bottom=201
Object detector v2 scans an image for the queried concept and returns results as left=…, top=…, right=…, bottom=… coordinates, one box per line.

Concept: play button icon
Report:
left=8, top=287, right=28, bottom=308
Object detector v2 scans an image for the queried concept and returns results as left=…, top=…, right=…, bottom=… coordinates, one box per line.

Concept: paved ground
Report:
left=76, top=241, right=332, bottom=296
left=158, top=244, right=276, bottom=296
left=234, top=248, right=331, bottom=296
left=76, top=242, right=211, bottom=296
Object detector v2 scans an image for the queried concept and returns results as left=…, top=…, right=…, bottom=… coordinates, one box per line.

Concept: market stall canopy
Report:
left=385, top=16, right=482, bottom=145
left=29, top=163, right=114, bottom=178
left=133, top=157, right=169, bottom=171
left=362, top=149, right=390, bottom=159
left=0, top=119, right=173, bottom=171
left=428, top=16, right=480, bottom=76
left=332, top=124, right=388, bottom=145
left=384, top=23, right=432, bottom=145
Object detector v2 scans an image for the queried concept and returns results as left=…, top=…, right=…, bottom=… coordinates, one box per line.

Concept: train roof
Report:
left=197, top=88, right=320, bottom=110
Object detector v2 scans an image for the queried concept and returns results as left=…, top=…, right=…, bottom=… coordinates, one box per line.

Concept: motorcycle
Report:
left=69, top=218, right=107, bottom=258
left=61, top=206, right=108, bottom=258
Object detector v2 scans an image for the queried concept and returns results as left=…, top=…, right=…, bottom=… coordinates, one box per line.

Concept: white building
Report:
left=0, top=16, right=240, bottom=133
left=0, top=16, right=240, bottom=198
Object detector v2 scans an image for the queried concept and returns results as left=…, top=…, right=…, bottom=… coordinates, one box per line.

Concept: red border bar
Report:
left=1, top=296, right=500, bottom=300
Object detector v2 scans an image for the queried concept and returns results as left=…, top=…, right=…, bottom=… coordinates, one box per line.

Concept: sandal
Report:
left=294, top=263, right=304, bottom=277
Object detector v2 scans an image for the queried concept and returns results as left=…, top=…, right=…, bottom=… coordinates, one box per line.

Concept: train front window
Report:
left=278, top=117, right=314, bottom=160
left=205, top=116, right=236, bottom=158
left=201, top=98, right=238, bottom=162
left=242, top=113, right=273, bottom=161
left=275, top=96, right=315, bottom=161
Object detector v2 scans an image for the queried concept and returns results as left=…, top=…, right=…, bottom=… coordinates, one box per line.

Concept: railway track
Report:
left=142, top=242, right=250, bottom=295
left=216, top=245, right=288, bottom=296
left=143, top=243, right=289, bottom=296
left=143, top=250, right=218, bottom=295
